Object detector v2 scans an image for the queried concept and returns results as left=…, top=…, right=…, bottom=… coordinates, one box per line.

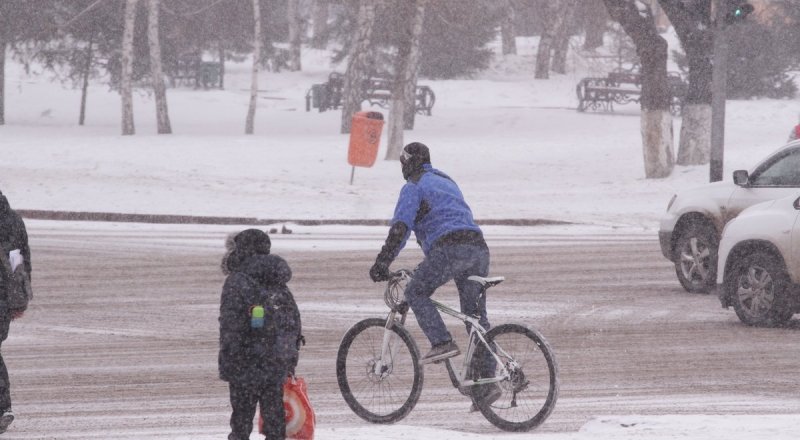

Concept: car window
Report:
left=751, top=149, right=800, bottom=186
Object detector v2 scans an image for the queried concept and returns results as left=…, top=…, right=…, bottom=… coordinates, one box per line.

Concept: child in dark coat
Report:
left=218, top=229, right=302, bottom=440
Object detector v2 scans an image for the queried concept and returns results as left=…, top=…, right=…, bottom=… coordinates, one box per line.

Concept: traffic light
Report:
left=724, top=1, right=754, bottom=25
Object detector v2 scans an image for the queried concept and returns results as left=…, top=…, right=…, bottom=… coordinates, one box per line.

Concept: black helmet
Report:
left=400, top=142, right=431, bottom=180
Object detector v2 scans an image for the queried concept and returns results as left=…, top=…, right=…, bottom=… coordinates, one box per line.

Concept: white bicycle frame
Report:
left=374, top=280, right=513, bottom=389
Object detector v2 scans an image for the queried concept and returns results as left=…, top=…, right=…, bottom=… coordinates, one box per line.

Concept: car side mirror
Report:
left=794, top=196, right=800, bottom=210
left=733, top=170, right=750, bottom=186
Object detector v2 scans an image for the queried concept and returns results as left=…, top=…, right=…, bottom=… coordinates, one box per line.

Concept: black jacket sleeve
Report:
left=376, top=222, right=408, bottom=265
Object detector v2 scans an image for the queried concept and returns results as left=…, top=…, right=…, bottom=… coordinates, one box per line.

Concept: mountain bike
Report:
left=335, top=269, right=559, bottom=432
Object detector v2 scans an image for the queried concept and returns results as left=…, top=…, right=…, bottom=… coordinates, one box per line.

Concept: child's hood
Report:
left=239, top=253, right=292, bottom=286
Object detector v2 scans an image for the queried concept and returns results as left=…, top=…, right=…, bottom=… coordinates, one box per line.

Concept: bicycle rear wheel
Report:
left=336, top=318, right=424, bottom=424
left=471, top=323, right=559, bottom=432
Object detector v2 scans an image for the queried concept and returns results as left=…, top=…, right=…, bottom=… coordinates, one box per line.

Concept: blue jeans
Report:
left=404, top=243, right=491, bottom=347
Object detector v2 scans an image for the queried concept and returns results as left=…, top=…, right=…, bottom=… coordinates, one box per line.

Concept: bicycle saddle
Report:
left=467, top=275, right=505, bottom=287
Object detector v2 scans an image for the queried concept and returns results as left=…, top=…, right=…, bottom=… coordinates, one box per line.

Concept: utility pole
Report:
left=709, top=0, right=754, bottom=182
left=709, top=0, right=727, bottom=182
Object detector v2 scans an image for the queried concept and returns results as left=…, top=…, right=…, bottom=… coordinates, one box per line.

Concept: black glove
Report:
left=369, top=260, right=391, bottom=282
left=370, top=222, right=407, bottom=282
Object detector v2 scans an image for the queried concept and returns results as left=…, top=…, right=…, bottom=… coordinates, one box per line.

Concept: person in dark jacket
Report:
left=0, top=192, right=30, bottom=433
left=369, top=143, right=500, bottom=407
left=218, top=229, right=302, bottom=440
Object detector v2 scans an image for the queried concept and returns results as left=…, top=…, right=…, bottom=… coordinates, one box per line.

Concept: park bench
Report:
left=305, top=72, right=435, bottom=116
left=576, top=67, right=687, bottom=115
left=168, top=57, right=223, bottom=90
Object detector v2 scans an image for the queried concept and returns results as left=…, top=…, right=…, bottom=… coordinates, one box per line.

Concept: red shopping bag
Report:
left=284, top=376, right=315, bottom=439
left=258, top=376, right=316, bottom=440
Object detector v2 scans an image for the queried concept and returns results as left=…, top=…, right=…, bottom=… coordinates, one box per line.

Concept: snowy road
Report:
left=4, top=221, right=800, bottom=439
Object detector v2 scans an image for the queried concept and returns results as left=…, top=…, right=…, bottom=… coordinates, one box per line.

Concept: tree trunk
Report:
left=218, top=43, right=225, bottom=90
left=535, top=0, right=567, bottom=79
left=340, top=0, right=379, bottom=134
left=287, top=0, right=302, bottom=71
left=311, top=0, right=329, bottom=49
left=501, top=0, right=517, bottom=55
left=677, top=104, right=711, bottom=164
left=657, top=0, right=713, bottom=165
left=148, top=0, right=171, bottom=134
left=583, top=0, right=607, bottom=50
left=79, top=33, right=94, bottom=126
left=0, top=36, right=6, bottom=126
left=552, top=0, right=577, bottom=74
left=121, top=0, right=138, bottom=136
left=245, top=0, right=261, bottom=135
left=403, top=0, right=426, bottom=131
left=603, top=0, right=674, bottom=178
left=387, top=0, right=427, bottom=159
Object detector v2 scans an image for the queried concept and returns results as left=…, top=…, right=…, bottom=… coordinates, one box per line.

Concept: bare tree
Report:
left=535, top=0, right=570, bottom=79
left=121, top=0, right=138, bottom=135
left=78, top=32, right=95, bottom=126
left=287, top=0, right=302, bottom=71
left=311, top=0, right=329, bottom=49
left=340, top=0, right=380, bottom=134
left=0, top=28, right=6, bottom=125
left=501, top=0, right=517, bottom=55
left=552, top=0, right=578, bottom=74
left=582, top=0, right=609, bottom=50
left=387, top=0, right=427, bottom=160
left=602, top=0, right=674, bottom=178
left=658, top=0, right=712, bottom=165
left=148, top=0, right=171, bottom=134
left=245, top=0, right=262, bottom=135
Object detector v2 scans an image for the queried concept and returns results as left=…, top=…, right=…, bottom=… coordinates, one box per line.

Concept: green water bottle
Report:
left=250, top=305, right=265, bottom=328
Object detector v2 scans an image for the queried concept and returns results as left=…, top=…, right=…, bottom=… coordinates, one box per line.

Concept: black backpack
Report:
left=0, top=248, right=32, bottom=313
left=248, top=286, right=302, bottom=368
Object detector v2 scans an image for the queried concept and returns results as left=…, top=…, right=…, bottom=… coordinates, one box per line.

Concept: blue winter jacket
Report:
left=391, top=164, right=482, bottom=256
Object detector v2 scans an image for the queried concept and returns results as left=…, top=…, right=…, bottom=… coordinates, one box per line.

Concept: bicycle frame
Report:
left=377, top=288, right=512, bottom=391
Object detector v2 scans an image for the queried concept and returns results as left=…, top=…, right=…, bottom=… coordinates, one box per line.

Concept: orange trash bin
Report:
left=348, top=111, right=384, bottom=167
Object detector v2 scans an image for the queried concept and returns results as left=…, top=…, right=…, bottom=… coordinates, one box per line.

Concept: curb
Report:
left=17, top=209, right=570, bottom=227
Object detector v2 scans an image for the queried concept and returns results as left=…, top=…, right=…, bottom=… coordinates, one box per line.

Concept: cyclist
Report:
left=369, top=142, right=500, bottom=405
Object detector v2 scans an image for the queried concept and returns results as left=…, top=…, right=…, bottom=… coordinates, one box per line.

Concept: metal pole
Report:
left=709, top=0, right=728, bottom=182
left=350, top=166, right=355, bottom=185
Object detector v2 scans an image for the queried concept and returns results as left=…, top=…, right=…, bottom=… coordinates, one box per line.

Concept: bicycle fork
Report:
left=373, top=308, right=408, bottom=378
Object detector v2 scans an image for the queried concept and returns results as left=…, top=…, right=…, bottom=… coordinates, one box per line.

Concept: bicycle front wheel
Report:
left=471, top=323, right=559, bottom=432
left=336, top=318, right=424, bottom=424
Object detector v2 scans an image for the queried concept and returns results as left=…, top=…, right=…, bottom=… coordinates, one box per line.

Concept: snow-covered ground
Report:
left=2, top=35, right=800, bottom=439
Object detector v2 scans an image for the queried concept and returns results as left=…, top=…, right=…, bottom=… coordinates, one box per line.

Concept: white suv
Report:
left=659, top=140, right=800, bottom=293
left=716, top=193, right=800, bottom=326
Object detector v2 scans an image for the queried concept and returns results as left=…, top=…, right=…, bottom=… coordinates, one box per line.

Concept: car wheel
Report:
left=674, top=223, right=717, bottom=294
left=730, top=252, right=793, bottom=327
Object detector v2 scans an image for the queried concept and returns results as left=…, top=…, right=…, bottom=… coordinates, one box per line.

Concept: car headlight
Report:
left=666, top=194, right=677, bottom=211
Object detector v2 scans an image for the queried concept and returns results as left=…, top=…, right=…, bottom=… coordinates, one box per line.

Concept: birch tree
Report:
left=287, top=0, right=302, bottom=71
left=121, top=0, right=138, bottom=135
left=245, top=0, right=262, bottom=135
left=340, top=0, right=380, bottom=134
left=387, top=0, right=427, bottom=160
left=657, top=0, right=712, bottom=165
left=148, top=0, right=171, bottom=134
left=602, top=0, right=674, bottom=178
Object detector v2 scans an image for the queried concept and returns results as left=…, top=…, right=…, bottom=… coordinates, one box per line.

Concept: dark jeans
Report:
left=404, top=242, right=491, bottom=346
left=228, top=380, right=285, bottom=440
left=0, top=317, right=10, bottom=412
